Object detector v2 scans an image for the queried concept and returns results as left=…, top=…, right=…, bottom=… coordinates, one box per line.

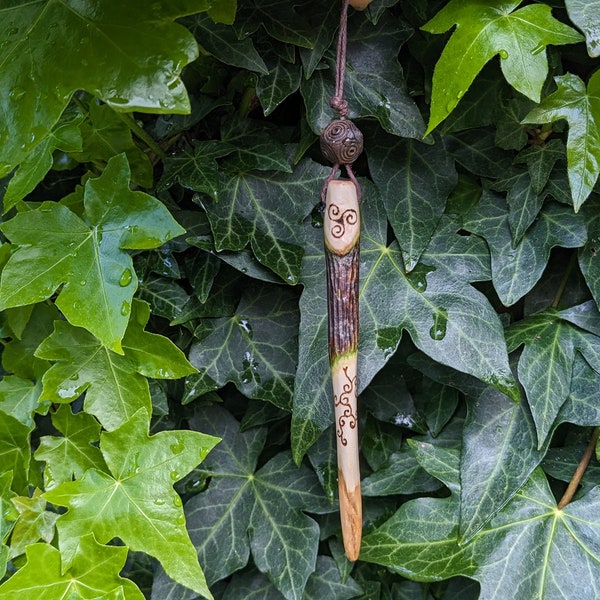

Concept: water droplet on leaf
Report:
left=119, top=268, right=133, bottom=287
left=154, top=498, right=165, bottom=506
left=429, top=307, right=448, bottom=341
left=173, top=495, right=182, bottom=507
left=170, top=440, right=185, bottom=455
left=170, top=470, right=180, bottom=481
left=499, top=49, right=509, bottom=59
left=120, top=301, right=131, bottom=316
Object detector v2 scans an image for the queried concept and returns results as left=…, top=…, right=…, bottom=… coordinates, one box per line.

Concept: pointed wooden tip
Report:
left=339, top=469, right=362, bottom=561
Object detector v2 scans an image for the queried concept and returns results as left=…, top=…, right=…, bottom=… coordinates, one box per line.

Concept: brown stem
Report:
left=557, top=426, right=600, bottom=509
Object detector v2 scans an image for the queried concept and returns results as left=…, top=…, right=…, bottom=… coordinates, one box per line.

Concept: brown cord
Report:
left=320, top=0, right=363, bottom=205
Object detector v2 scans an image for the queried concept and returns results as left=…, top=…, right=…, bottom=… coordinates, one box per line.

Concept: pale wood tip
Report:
left=338, top=469, right=362, bottom=561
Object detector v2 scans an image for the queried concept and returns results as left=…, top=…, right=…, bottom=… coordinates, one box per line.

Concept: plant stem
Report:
left=557, top=426, right=600, bottom=509
left=115, top=112, right=167, bottom=160
left=551, top=251, right=577, bottom=309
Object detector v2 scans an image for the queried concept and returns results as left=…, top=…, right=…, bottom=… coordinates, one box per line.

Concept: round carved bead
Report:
left=320, top=119, right=363, bottom=165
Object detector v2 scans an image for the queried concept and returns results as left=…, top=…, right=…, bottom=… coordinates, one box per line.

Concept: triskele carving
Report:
left=335, top=366, right=357, bottom=447
left=328, top=202, right=358, bottom=239
left=320, top=119, right=363, bottom=165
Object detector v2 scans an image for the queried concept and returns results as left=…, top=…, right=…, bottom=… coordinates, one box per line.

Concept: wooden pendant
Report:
left=324, top=179, right=362, bottom=561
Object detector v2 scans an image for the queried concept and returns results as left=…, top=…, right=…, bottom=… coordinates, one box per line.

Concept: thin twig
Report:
left=115, top=112, right=167, bottom=160
left=557, top=426, right=600, bottom=509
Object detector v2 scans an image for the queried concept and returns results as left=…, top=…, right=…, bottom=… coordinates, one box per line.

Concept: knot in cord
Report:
left=330, top=96, right=349, bottom=118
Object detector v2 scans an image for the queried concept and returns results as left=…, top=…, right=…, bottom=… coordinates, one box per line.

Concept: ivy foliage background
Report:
left=1, top=0, right=600, bottom=598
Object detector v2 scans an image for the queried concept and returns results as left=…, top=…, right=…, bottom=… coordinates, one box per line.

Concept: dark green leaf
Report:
left=463, top=191, right=587, bottom=305
left=257, top=59, right=302, bottom=116
left=0, top=412, right=31, bottom=494
left=202, top=158, right=327, bottom=284
left=367, top=131, right=457, bottom=271
left=187, top=13, right=269, bottom=74
left=514, top=138, right=565, bottom=194
left=0, top=377, right=47, bottom=429
left=565, top=0, right=600, bottom=57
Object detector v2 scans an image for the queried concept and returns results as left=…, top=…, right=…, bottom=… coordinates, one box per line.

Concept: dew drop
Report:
left=119, top=268, right=133, bottom=287
left=238, top=319, right=252, bottom=336
left=456, top=90, right=465, bottom=99
left=173, top=495, right=182, bottom=507
left=499, top=49, right=509, bottom=59
left=170, top=470, right=180, bottom=481
left=120, top=301, right=131, bottom=316
left=154, top=497, right=165, bottom=506
left=170, top=440, right=185, bottom=455
left=429, top=307, right=448, bottom=341
left=176, top=514, right=185, bottom=525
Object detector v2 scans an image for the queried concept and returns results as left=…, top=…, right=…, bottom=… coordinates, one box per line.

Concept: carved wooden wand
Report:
left=319, top=0, right=365, bottom=562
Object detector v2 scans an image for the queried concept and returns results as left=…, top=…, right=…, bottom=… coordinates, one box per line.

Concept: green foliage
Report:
left=1, top=0, right=600, bottom=599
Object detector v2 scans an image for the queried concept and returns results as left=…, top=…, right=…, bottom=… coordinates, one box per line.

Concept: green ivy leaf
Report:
left=179, top=405, right=332, bottom=600
left=0, top=412, right=31, bottom=494
left=201, top=158, right=328, bottom=284
left=361, top=459, right=600, bottom=600
left=43, top=409, right=220, bottom=599
left=0, top=0, right=208, bottom=176
left=0, top=376, right=47, bottom=429
left=514, top=138, right=565, bottom=194
left=35, top=405, right=108, bottom=490
left=257, top=59, right=302, bottom=117
left=158, top=141, right=233, bottom=200
left=459, top=387, right=546, bottom=542
left=186, top=285, right=298, bottom=409
left=187, top=13, right=268, bottom=74
left=565, top=0, right=600, bottom=57
left=71, top=102, right=153, bottom=188
left=3, top=121, right=82, bottom=211
left=367, top=131, right=457, bottom=271
left=423, top=0, right=582, bottom=134
left=523, top=73, right=600, bottom=210
left=0, top=154, right=185, bottom=352
left=8, top=489, right=58, bottom=560
left=36, top=301, right=195, bottom=431
left=0, top=535, right=145, bottom=599
left=506, top=306, right=600, bottom=446
left=463, top=191, right=586, bottom=306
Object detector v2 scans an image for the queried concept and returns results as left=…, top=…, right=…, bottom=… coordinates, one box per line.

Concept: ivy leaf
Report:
left=35, top=301, right=195, bottom=431
left=422, top=0, right=583, bottom=134
left=522, top=72, right=600, bottom=211
left=301, top=13, right=425, bottom=138
left=0, top=535, right=145, bottom=600
left=292, top=184, right=517, bottom=460
left=0, top=411, right=31, bottom=494
left=186, top=13, right=269, bottom=74
left=177, top=405, right=332, bottom=600
left=202, top=158, right=328, bottom=284
left=514, top=138, right=565, bottom=194
left=0, top=154, right=185, bottom=352
left=0, top=0, right=207, bottom=177
left=34, top=405, right=108, bottom=491
left=8, top=489, right=58, bottom=560
left=506, top=306, right=600, bottom=446
left=460, top=386, right=546, bottom=542
left=361, top=459, right=600, bottom=600
left=43, top=409, right=220, bottom=599
left=186, top=285, right=298, bottom=409
left=3, top=121, right=82, bottom=211
left=257, top=59, right=302, bottom=117
left=565, top=0, right=600, bottom=57
left=463, top=191, right=586, bottom=306
left=71, top=102, right=153, bottom=188
left=158, top=141, right=233, bottom=200
left=0, top=376, right=47, bottom=429
left=367, top=131, right=457, bottom=271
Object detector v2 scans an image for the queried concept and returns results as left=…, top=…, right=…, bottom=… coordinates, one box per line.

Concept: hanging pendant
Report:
left=324, top=179, right=362, bottom=561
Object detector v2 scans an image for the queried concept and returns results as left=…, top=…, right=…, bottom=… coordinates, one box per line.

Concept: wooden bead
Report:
left=320, top=119, right=363, bottom=165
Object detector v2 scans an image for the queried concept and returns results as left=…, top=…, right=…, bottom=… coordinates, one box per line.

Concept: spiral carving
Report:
left=328, top=203, right=358, bottom=239
left=335, top=366, right=357, bottom=447
left=320, top=119, right=363, bottom=165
